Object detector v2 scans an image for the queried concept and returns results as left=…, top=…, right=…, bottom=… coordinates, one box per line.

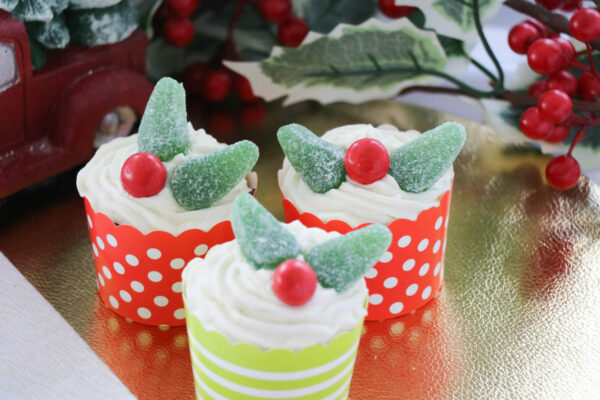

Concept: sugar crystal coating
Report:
left=171, top=140, right=259, bottom=210
left=137, top=77, right=190, bottom=162
left=231, top=193, right=301, bottom=270
left=278, top=123, right=346, bottom=193
left=389, top=121, right=466, bottom=193
left=306, top=224, right=392, bottom=293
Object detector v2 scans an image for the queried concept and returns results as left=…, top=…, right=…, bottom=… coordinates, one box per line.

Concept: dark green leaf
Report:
left=293, top=0, right=377, bottom=34
left=67, top=0, right=138, bottom=46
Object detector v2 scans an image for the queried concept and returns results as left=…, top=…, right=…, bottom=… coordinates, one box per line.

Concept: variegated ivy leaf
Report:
left=226, top=18, right=468, bottom=106
left=397, top=0, right=503, bottom=45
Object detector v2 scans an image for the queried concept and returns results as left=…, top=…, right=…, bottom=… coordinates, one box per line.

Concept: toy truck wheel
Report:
left=94, top=106, right=138, bottom=148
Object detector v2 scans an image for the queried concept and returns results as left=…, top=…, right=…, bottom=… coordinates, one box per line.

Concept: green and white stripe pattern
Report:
left=185, top=311, right=363, bottom=400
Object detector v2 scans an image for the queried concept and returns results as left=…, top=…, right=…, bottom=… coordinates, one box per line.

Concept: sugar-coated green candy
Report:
left=137, top=77, right=189, bottom=162
left=171, top=141, right=259, bottom=210
left=231, top=193, right=301, bottom=270
left=306, top=224, right=392, bottom=293
left=389, top=121, right=466, bottom=193
left=278, top=123, right=346, bottom=193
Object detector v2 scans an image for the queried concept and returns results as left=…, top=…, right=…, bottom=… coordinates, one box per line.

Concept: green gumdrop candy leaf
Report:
left=278, top=123, right=346, bottom=193
left=171, top=140, right=259, bottom=210
left=137, top=77, right=189, bottom=162
left=231, top=193, right=301, bottom=270
left=389, top=121, right=466, bottom=193
left=306, top=224, right=392, bottom=293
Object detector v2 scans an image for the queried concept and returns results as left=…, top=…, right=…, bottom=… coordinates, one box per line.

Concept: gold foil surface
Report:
left=1, top=100, right=599, bottom=399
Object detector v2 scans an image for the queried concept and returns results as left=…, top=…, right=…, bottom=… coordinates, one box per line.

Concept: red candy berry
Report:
left=272, top=259, right=317, bottom=306
left=520, top=107, right=554, bottom=140
left=538, top=89, right=572, bottom=123
left=560, top=0, right=581, bottom=11
left=525, top=19, right=548, bottom=37
left=553, top=37, right=575, bottom=61
left=544, top=126, right=571, bottom=143
left=545, top=155, right=581, bottom=190
left=235, top=75, right=259, bottom=102
left=166, top=0, right=198, bottom=18
left=578, top=72, right=600, bottom=101
left=277, top=16, right=309, bottom=48
left=570, top=8, right=600, bottom=42
left=344, top=138, right=390, bottom=185
left=546, top=70, right=577, bottom=95
left=535, top=0, right=564, bottom=10
left=121, top=153, right=167, bottom=198
left=378, top=0, right=416, bottom=18
left=258, top=0, right=292, bottom=23
left=508, top=22, right=543, bottom=54
left=164, top=17, right=194, bottom=47
left=528, top=80, right=547, bottom=98
left=527, top=38, right=566, bottom=74
left=203, top=69, right=232, bottom=102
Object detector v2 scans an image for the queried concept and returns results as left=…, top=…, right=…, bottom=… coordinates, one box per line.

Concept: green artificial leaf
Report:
left=231, top=193, right=301, bottom=270
left=27, top=16, right=70, bottom=49
left=12, top=0, right=53, bottom=22
left=67, top=0, right=138, bottom=46
left=49, top=0, right=68, bottom=14
left=0, top=0, right=19, bottom=12
left=226, top=18, right=453, bottom=105
left=28, top=36, right=46, bottom=69
left=306, top=224, right=392, bottom=293
left=68, top=0, right=121, bottom=9
left=292, top=0, right=377, bottom=34
left=399, top=0, right=503, bottom=44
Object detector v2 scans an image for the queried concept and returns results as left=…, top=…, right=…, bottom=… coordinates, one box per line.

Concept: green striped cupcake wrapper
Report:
left=183, top=293, right=364, bottom=399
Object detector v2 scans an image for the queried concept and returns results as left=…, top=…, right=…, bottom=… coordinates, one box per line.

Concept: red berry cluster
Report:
left=258, top=0, right=309, bottom=48
left=184, top=63, right=259, bottom=103
left=508, top=6, right=600, bottom=190
left=162, top=0, right=199, bottom=48
left=378, top=0, right=417, bottom=19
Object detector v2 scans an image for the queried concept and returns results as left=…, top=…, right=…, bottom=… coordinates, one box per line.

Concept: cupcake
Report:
left=278, top=122, right=466, bottom=320
left=183, top=193, right=391, bottom=399
left=77, top=78, right=259, bottom=326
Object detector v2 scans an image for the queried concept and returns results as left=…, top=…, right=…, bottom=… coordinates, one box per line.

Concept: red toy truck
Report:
left=0, top=10, right=153, bottom=198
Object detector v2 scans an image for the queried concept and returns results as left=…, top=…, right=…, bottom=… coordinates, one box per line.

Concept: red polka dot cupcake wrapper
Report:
left=84, top=197, right=235, bottom=326
left=282, top=189, right=452, bottom=321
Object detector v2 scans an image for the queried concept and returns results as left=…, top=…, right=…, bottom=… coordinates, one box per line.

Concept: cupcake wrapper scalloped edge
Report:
left=183, top=295, right=363, bottom=400
left=282, top=188, right=453, bottom=320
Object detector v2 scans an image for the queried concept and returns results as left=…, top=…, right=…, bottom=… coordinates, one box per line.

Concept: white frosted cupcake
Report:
left=183, top=193, right=391, bottom=399
left=277, top=122, right=466, bottom=320
left=76, top=78, right=259, bottom=326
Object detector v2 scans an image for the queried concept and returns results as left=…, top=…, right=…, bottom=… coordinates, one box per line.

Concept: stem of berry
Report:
left=586, top=42, right=598, bottom=76
left=567, top=127, right=586, bottom=155
left=568, top=58, right=592, bottom=72
left=567, top=113, right=588, bottom=126
left=473, top=0, right=504, bottom=94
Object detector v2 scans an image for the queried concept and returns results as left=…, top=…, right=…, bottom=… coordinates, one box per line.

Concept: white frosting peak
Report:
left=278, top=124, right=453, bottom=226
left=182, top=221, right=367, bottom=351
left=77, top=124, right=252, bottom=235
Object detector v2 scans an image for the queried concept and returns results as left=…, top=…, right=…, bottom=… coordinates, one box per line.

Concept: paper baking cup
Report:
left=283, top=189, right=452, bottom=321
left=84, top=198, right=236, bottom=326
left=183, top=292, right=364, bottom=399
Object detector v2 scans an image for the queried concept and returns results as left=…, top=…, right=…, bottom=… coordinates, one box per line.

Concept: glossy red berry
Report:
left=553, top=37, right=576, bottom=61
left=272, top=259, right=317, bottom=306
left=520, top=107, right=554, bottom=140
left=240, top=102, right=267, bottom=128
left=545, top=155, right=580, bottom=190
left=258, top=0, right=292, bottom=23
left=344, top=138, right=390, bottom=185
left=234, top=75, right=259, bottom=102
left=524, top=19, right=548, bottom=37
left=527, top=39, right=566, bottom=74
left=167, top=0, right=198, bottom=18
left=528, top=80, right=547, bottom=98
left=508, top=22, right=543, bottom=54
left=121, top=153, right=167, bottom=198
left=535, top=0, right=564, bottom=10
left=538, top=89, right=572, bottom=123
left=546, top=70, right=577, bottom=95
left=277, top=16, right=309, bottom=48
left=207, top=112, right=235, bottom=138
left=378, top=0, right=416, bottom=18
left=164, top=17, right=194, bottom=47
left=203, top=70, right=232, bottom=102
left=570, top=8, right=600, bottom=42
left=183, top=63, right=207, bottom=95
left=561, top=0, right=581, bottom=11
left=578, top=72, right=600, bottom=101
left=544, top=126, right=571, bottom=143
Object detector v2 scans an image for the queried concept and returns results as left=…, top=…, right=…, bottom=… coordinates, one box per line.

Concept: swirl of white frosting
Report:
left=77, top=124, right=252, bottom=235
left=278, top=124, right=453, bottom=227
left=182, top=221, right=367, bottom=351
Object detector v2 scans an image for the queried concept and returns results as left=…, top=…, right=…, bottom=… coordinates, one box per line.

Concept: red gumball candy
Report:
left=164, top=17, right=194, bottom=47
left=121, top=153, right=167, bottom=198
left=344, top=138, right=390, bottom=185
left=167, top=0, right=198, bottom=18
left=545, top=155, right=581, bottom=190
left=272, top=259, right=317, bottom=306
